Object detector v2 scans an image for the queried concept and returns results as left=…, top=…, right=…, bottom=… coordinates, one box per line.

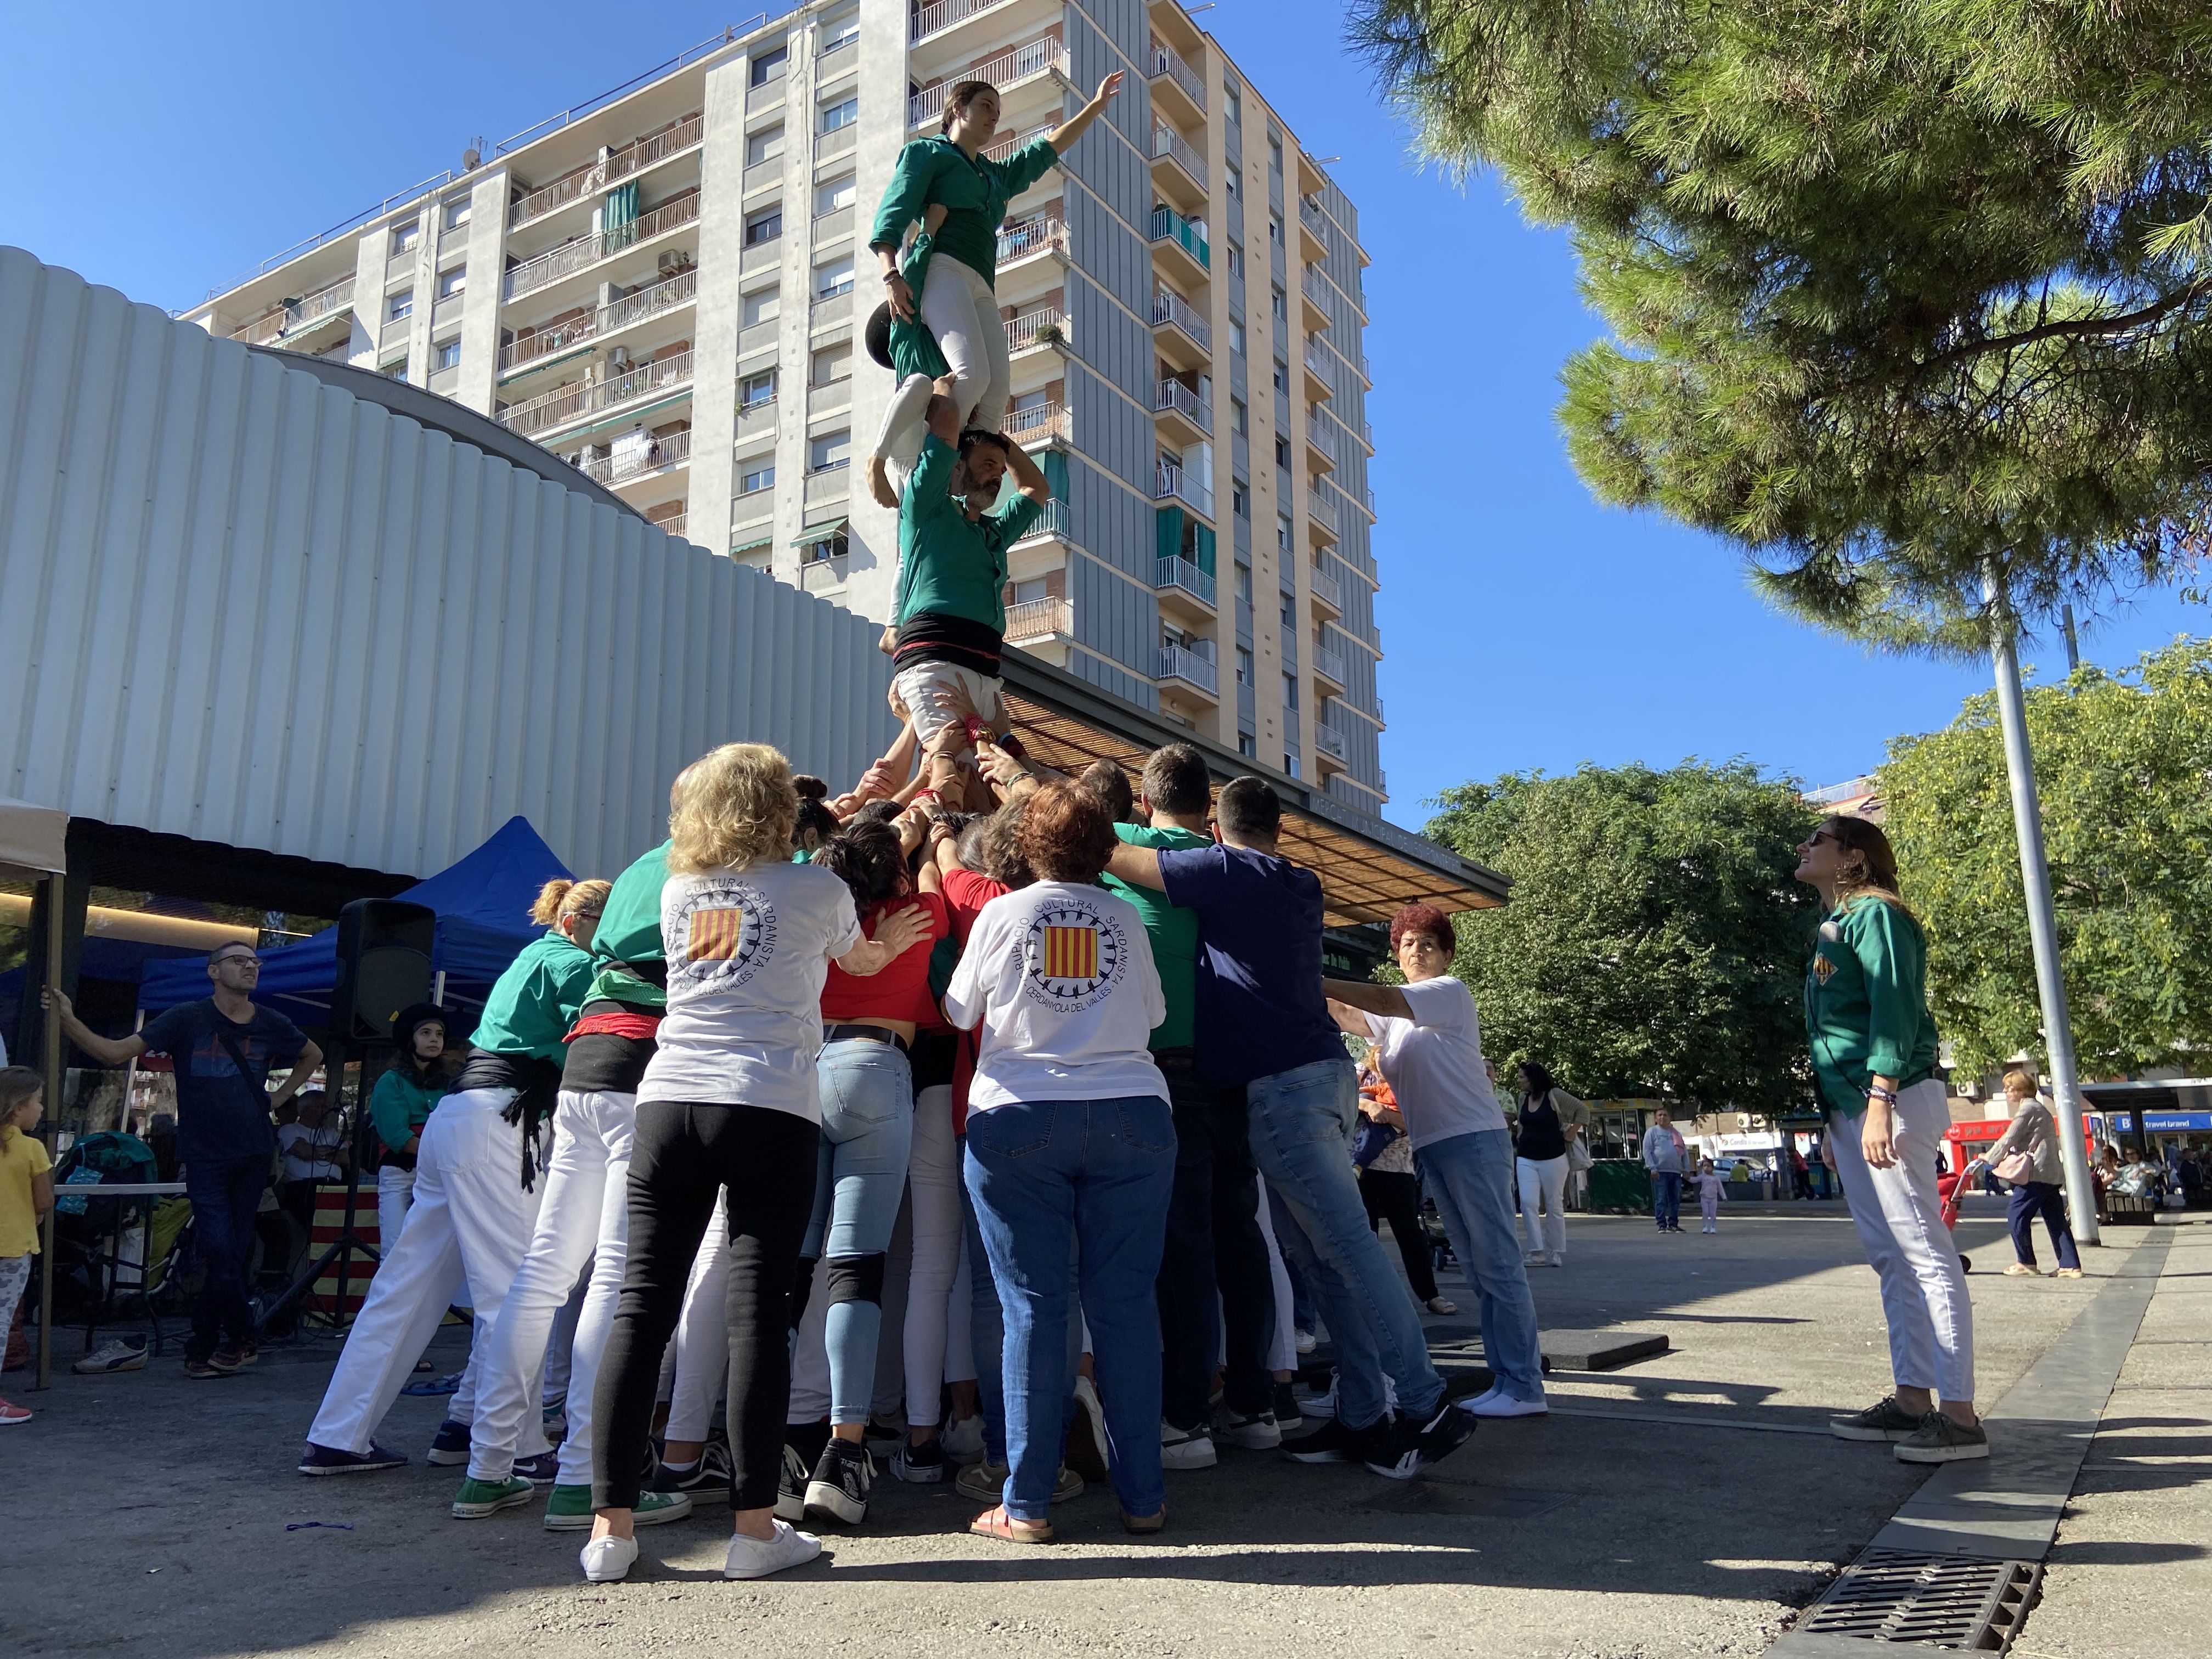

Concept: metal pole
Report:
left=2060, top=605, right=2080, bottom=674
left=36, top=870, right=64, bottom=1390
left=1984, top=569, right=2100, bottom=1245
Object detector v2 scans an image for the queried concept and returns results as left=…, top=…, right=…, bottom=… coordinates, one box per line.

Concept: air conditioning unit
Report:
left=606, top=346, right=632, bottom=371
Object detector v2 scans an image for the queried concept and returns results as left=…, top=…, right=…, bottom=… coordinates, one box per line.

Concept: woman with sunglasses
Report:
left=1797, top=817, right=1984, bottom=1463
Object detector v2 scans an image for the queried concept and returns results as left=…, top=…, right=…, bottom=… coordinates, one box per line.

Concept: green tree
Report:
left=1424, top=761, right=1821, bottom=1113
left=1883, top=638, right=2212, bottom=1077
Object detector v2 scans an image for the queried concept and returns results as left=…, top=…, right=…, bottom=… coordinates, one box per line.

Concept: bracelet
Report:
left=1867, top=1085, right=1899, bottom=1106
left=883, top=269, right=904, bottom=282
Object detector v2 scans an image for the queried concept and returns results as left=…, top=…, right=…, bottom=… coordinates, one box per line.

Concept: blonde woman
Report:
left=1798, top=817, right=1983, bottom=1464
left=1974, top=1065, right=2085, bottom=1279
left=585, top=744, right=932, bottom=1584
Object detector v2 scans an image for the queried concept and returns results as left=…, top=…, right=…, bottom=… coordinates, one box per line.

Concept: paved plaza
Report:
left=5, top=1198, right=2204, bottom=1659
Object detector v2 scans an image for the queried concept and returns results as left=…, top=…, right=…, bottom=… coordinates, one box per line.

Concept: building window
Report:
left=380, top=357, right=407, bottom=380
left=742, top=287, right=780, bottom=328
left=1231, top=481, right=1248, bottom=518
left=804, top=528, right=849, bottom=563
left=1231, top=398, right=1249, bottom=436
left=1235, top=562, right=1254, bottom=603
left=1226, top=173, right=1240, bottom=204
left=1237, top=647, right=1254, bottom=686
left=747, top=125, right=785, bottom=166
left=815, top=174, right=857, bottom=216
left=1269, top=134, right=1285, bottom=173
left=436, top=266, right=466, bottom=299
left=388, top=290, right=414, bottom=322
left=1272, top=286, right=1288, bottom=323
left=1272, top=364, right=1289, bottom=394
left=746, top=205, right=783, bottom=245
left=751, top=44, right=788, bottom=86
left=1224, top=80, right=1243, bottom=126
left=1283, top=673, right=1299, bottom=710
left=1268, top=212, right=1284, bottom=247
left=815, top=257, right=855, bottom=299
left=391, top=219, right=420, bottom=256
left=740, top=463, right=776, bottom=494
left=1226, top=240, right=1243, bottom=273
left=1278, top=514, right=1294, bottom=553
left=434, top=338, right=462, bottom=370
left=809, top=429, right=851, bottom=472
left=1274, top=436, right=1290, bottom=471
left=1284, top=753, right=1301, bottom=778
left=821, top=16, right=859, bottom=53
left=443, top=199, right=472, bottom=233
left=1279, top=595, right=1296, bottom=629
left=1013, top=576, right=1049, bottom=606
left=812, top=345, right=851, bottom=385
left=741, top=369, right=777, bottom=408
left=820, top=97, right=859, bottom=133
left=1238, top=732, right=1257, bottom=758
left=1228, top=320, right=1245, bottom=356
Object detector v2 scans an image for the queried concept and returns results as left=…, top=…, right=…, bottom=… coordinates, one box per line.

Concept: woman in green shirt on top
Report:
left=869, top=69, right=1123, bottom=437
left=1797, top=815, right=1985, bottom=1464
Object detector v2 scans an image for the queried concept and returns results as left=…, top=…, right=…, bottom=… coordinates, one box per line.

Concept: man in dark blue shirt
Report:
left=1105, top=777, right=1471, bottom=1482
left=53, top=942, right=318, bottom=1376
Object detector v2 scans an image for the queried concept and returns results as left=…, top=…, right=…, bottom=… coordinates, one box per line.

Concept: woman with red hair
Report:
left=1324, top=905, right=1547, bottom=1419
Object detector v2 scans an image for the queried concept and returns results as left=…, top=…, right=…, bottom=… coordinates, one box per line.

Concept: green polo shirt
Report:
left=585, top=840, right=672, bottom=1012
left=470, top=929, right=596, bottom=1063
left=1104, top=822, right=1212, bottom=1052
left=368, top=1067, right=448, bottom=1154
left=869, top=135, right=1060, bottom=289
left=1804, top=896, right=1942, bottom=1117
left=895, top=433, right=1042, bottom=631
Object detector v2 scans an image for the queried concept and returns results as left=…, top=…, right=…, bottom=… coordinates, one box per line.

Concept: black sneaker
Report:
left=1363, top=1401, right=1477, bottom=1481
left=889, top=1437, right=947, bottom=1484
left=1272, top=1381, right=1305, bottom=1434
left=804, top=1437, right=873, bottom=1525
left=1282, top=1412, right=1392, bottom=1465
left=426, top=1418, right=471, bottom=1466
left=299, top=1440, right=408, bottom=1476
left=775, top=1442, right=809, bottom=1523
left=1829, top=1395, right=1923, bottom=1443
left=653, top=1440, right=735, bottom=1496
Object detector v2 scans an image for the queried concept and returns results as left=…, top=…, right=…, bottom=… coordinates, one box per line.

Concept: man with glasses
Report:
left=52, top=943, right=320, bottom=1376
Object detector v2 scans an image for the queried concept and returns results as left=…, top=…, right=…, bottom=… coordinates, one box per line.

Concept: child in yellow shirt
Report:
left=1, top=1065, right=56, bottom=1425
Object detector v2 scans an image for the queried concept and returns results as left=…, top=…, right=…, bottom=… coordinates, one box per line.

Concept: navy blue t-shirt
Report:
left=1156, top=843, right=1346, bottom=1088
left=139, top=999, right=307, bottom=1166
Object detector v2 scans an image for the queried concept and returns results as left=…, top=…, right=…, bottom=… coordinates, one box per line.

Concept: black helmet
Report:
left=865, top=301, right=895, bottom=371
left=390, top=1002, right=450, bottom=1049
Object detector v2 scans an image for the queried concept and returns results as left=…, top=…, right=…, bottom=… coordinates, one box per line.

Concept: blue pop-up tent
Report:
left=138, top=816, right=573, bottom=1025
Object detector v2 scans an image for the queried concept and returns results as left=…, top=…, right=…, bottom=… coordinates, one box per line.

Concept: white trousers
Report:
left=666, top=1190, right=732, bottom=1443
left=377, top=1165, right=414, bottom=1257
left=307, top=1088, right=549, bottom=1457
left=902, top=1085, right=966, bottom=1426
left=1830, top=1077, right=1976, bottom=1404
left=918, top=255, right=1010, bottom=433
left=1516, top=1154, right=1570, bottom=1259
left=872, top=371, right=936, bottom=499
left=1255, top=1183, right=1301, bottom=1375
left=465, top=1089, right=634, bottom=1485
left=542, top=1269, right=588, bottom=1407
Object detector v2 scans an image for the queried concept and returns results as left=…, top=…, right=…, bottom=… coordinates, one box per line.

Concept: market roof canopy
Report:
left=0, top=795, right=68, bottom=880
left=998, top=655, right=1508, bottom=927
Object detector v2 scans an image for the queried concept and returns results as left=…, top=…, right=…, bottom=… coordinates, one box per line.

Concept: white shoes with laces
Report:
left=579, top=1534, right=639, bottom=1583
left=724, top=1520, right=823, bottom=1579
left=1465, top=1385, right=1549, bottom=1419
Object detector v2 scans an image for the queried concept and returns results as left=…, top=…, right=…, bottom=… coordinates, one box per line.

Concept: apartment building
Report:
left=185, top=0, right=1387, bottom=812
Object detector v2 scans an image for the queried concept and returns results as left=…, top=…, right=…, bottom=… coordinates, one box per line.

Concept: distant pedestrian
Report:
left=1797, top=815, right=1984, bottom=1464
left=1513, top=1062, right=1584, bottom=1266
left=1973, top=1065, right=2085, bottom=1280
left=1789, top=1144, right=1811, bottom=1200
left=1641, top=1108, right=1687, bottom=1232
left=1690, top=1159, right=1726, bottom=1234
left=0, top=1067, right=55, bottom=1426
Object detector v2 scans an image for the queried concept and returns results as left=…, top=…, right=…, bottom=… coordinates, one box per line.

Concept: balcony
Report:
left=1358, top=414, right=1375, bottom=453
left=997, top=213, right=1068, bottom=271
left=503, top=193, right=699, bottom=301
left=1006, top=400, right=1069, bottom=447
left=1156, top=459, right=1212, bottom=519
left=1158, top=642, right=1219, bottom=696
left=1154, top=555, right=1216, bottom=608
left=1006, top=305, right=1065, bottom=356
left=912, top=0, right=1017, bottom=44
left=1307, top=487, right=1340, bottom=542
left=498, top=268, right=697, bottom=376
left=1310, top=563, right=1344, bottom=616
left=1305, top=412, right=1338, bottom=472
left=981, top=122, right=1056, bottom=166
left=1150, top=287, right=1211, bottom=367
left=1014, top=496, right=1073, bottom=545
left=1148, top=37, right=1206, bottom=124
left=1314, top=644, right=1348, bottom=690
left=228, top=277, right=356, bottom=347
left=1314, top=723, right=1348, bottom=765
left=1149, top=207, right=1211, bottom=289
left=1297, top=196, right=1330, bottom=262
left=1005, top=595, right=1073, bottom=645
left=578, top=426, right=692, bottom=487
left=1155, top=378, right=1211, bottom=440
left=508, top=115, right=703, bottom=230
left=910, top=35, right=1070, bottom=129
left=1302, top=337, right=1336, bottom=402
left=652, top=512, right=689, bottom=542
left=1151, top=123, right=1207, bottom=210
left=1299, top=266, right=1334, bottom=332
left=500, top=348, right=694, bottom=439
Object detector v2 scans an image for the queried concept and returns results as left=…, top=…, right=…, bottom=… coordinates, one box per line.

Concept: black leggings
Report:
left=593, top=1101, right=819, bottom=1513
left=1359, top=1167, right=1439, bottom=1302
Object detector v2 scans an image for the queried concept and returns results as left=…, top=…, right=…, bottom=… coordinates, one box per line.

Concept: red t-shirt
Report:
left=820, top=891, right=951, bottom=1025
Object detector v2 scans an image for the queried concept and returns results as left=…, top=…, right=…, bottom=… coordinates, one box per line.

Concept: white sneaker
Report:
left=579, top=1534, right=639, bottom=1583
left=1466, top=1386, right=1549, bottom=1419
left=1160, top=1419, right=1219, bottom=1469
left=1522, top=1250, right=1549, bottom=1267
left=1293, top=1329, right=1317, bottom=1355
left=1547, top=1251, right=1566, bottom=1267
left=724, top=1520, right=823, bottom=1579
left=940, top=1414, right=986, bottom=1465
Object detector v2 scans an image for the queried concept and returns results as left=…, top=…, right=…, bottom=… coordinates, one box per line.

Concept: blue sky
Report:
left=5, top=2, right=2200, bottom=836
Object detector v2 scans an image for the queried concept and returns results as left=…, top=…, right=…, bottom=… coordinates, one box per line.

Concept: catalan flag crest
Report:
left=690, top=906, right=748, bottom=962
left=1043, top=923, right=1100, bottom=981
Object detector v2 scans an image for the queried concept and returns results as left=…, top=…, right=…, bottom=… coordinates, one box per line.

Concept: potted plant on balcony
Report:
left=1034, top=320, right=1064, bottom=347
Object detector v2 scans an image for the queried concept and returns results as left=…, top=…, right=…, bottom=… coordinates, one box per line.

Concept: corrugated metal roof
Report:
left=0, top=245, right=898, bottom=884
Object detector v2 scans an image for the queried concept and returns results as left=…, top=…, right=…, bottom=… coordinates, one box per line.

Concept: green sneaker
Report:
left=542, top=1483, right=693, bottom=1531
left=452, top=1476, right=537, bottom=1519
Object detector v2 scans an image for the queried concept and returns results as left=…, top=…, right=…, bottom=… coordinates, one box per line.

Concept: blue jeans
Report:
left=964, top=1095, right=1176, bottom=1522
left=1417, top=1130, right=1545, bottom=1402
left=2007, top=1181, right=2081, bottom=1272
left=184, top=1154, right=270, bottom=1360
left=1652, top=1170, right=1683, bottom=1229
left=802, top=1039, right=915, bottom=1425
left=1248, top=1057, right=1445, bottom=1429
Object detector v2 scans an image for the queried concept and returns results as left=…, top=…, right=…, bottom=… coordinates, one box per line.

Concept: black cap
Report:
left=391, top=1002, right=450, bottom=1046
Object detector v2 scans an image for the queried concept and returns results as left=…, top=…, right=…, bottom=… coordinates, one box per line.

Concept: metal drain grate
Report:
left=1799, top=1550, right=2042, bottom=1649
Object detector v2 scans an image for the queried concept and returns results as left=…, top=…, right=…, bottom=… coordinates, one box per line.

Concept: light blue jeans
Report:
left=1417, top=1128, right=1546, bottom=1402
left=964, top=1096, right=1176, bottom=1523
left=802, top=1039, right=915, bottom=1425
left=1248, top=1056, right=1445, bottom=1429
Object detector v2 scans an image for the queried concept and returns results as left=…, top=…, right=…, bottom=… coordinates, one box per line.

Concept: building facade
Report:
left=184, top=0, right=1388, bottom=811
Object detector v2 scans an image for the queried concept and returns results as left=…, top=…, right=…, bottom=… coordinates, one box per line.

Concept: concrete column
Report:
left=692, top=52, right=752, bottom=552
left=455, top=167, right=512, bottom=416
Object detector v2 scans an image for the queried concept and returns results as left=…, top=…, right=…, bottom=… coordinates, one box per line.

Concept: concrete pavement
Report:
left=1, top=1196, right=2197, bottom=1659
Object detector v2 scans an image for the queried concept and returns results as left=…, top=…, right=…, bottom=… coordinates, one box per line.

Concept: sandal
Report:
left=969, top=1504, right=1054, bottom=1544
left=1120, top=1509, right=1165, bottom=1535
